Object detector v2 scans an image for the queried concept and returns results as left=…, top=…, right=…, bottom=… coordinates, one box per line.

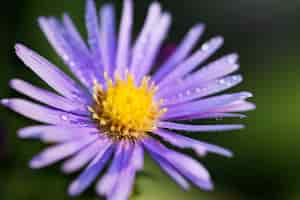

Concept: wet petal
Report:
left=158, top=121, right=244, bottom=132
left=143, top=137, right=213, bottom=190
left=99, top=4, right=117, bottom=76
left=162, top=92, right=252, bottom=119
left=15, top=44, right=89, bottom=102
left=135, top=13, right=172, bottom=83
left=160, top=75, right=243, bottom=105
left=18, top=125, right=98, bottom=143
left=68, top=141, right=113, bottom=196
left=153, top=24, right=205, bottom=82
left=158, top=36, right=224, bottom=87
left=153, top=129, right=233, bottom=157
left=10, top=79, right=88, bottom=115
left=115, top=0, right=134, bottom=78
left=62, top=139, right=108, bottom=173
left=148, top=150, right=190, bottom=190
left=1, top=99, right=92, bottom=126
left=29, top=135, right=98, bottom=169
left=130, top=2, right=161, bottom=76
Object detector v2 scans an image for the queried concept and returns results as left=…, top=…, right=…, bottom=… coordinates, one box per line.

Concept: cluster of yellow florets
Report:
left=89, top=72, right=166, bottom=140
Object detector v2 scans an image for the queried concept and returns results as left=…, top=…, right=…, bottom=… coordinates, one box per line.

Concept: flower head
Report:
left=2, top=0, right=255, bottom=199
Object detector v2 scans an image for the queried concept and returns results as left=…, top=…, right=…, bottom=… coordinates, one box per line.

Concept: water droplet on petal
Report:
left=61, top=115, right=68, bottom=121
left=201, top=43, right=209, bottom=51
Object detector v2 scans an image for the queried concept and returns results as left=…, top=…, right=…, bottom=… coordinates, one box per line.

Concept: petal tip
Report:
left=68, top=182, right=81, bottom=197
left=1, top=99, right=11, bottom=107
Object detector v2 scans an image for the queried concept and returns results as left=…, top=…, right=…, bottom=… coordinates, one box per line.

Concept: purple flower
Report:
left=2, top=0, right=255, bottom=199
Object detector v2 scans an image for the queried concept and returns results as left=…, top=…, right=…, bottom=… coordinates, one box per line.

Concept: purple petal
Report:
left=135, top=12, right=172, bottom=83
left=62, top=139, right=108, bottom=173
left=85, top=0, right=103, bottom=79
left=68, top=141, right=113, bottom=196
left=143, top=137, right=213, bottom=190
left=99, top=4, right=117, bottom=76
left=215, top=100, right=256, bottom=112
left=187, top=53, right=239, bottom=83
left=162, top=92, right=253, bottom=119
left=153, top=129, right=206, bottom=156
left=174, top=112, right=246, bottom=121
left=160, top=75, right=243, bottom=106
left=15, top=44, right=89, bottom=102
left=153, top=129, right=233, bottom=157
left=156, top=54, right=239, bottom=99
left=115, top=0, right=133, bottom=78
left=130, top=2, right=161, bottom=77
left=18, top=125, right=98, bottom=143
left=38, top=17, right=97, bottom=88
left=1, top=99, right=92, bottom=126
left=96, top=142, right=125, bottom=196
left=107, top=143, right=137, bottom=200
left=149, top=151, right=190, bottom=190
left=62, top=14, right=90, bottom=55
left=158, top=36, right=224, bottom=87
left=10, top=79, right=88, bottom=115
left=29, top=134, right=98, bottom=169
left=157, top=121, right=244, bottom=132
left=153, top=24, right=205, bottom=83
left=132, top=142, right=144, bottom=171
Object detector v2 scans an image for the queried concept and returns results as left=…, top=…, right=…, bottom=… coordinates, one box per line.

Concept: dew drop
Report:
left=219, top=79, right=226, bottom=84
left=201, top=43, right=209, bottom=51
left=228, top=56, right=236, bottom=64
left=195, top=88, right=202, bottom=93
left=63, top=54, right=69, bottom=61
left=61, top=115, right=68, bottom=121
left=70, top=61, right=75, bottom=67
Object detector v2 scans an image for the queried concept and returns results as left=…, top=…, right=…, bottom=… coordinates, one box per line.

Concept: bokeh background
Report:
left=1, top=0, right=300, bottom=199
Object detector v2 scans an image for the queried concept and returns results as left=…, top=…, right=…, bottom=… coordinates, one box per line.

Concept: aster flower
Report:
left=2, top=0, right=255, bottom=199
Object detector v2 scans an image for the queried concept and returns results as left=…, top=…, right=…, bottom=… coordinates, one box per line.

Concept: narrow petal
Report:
left=187, top=53, right=239, bottom=83
left=158, top=36, right=224, bottom=87
left=62, top=14, right=90, bottom=58
left=149, top=151, right=190, bottom=190
left=18, top=125, right=98, bottom=143
left=153, top=129, right=233, bottom=157
left=135, top=12, right=172, bottom=83
left=15, top=44, right=89, bottom=102
left=153, top=24, right=205, bottom=83
left=29, top=134, right=98, bottom=169
left=130, top=2, right=161, bottom=76
left=62, top=139, right=108, bottom=173
left=85, top=0, right=103, bottom=78
left=38, top=17, right=97, bottom=88
left=160, top=75, right=243, bottom=106
left=215, top=100, right=256, bottom=113
left=99, top=4, right=117, bottom=76
left=156, top=54, right=239, bottom=99
left=10, top=79, right=88, bottom=115
left=143, top=138, right=213, bottom=190
left=68, top=141, right=113, bottom=196
left=1, top=99, right=92, bottom=126
left=115, top=0, right=133, bottom=78
left=108, top=143, right=138, bottom=200
left=96, top=142, right=125, bottom=196
left=162, top=92, right=252, bottom=119
left=132, top=142, right=144, bottom=171
left=174, top=112, right=246, bottom=121
left=157, top=121, right=244, bottom=132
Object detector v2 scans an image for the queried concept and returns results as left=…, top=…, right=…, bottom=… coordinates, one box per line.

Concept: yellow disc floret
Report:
left=89, top=72, right=166, bottom=140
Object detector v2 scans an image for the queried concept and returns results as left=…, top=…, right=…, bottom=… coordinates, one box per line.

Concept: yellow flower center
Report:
left=89, top=73, right=166, bottom=140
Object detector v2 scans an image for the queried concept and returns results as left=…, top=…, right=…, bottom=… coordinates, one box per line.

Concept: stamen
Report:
left=89, top=72, right=167, bottom=140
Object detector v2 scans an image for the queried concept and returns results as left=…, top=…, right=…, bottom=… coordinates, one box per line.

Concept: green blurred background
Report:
left=1, top=0, right=300, bottom=199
